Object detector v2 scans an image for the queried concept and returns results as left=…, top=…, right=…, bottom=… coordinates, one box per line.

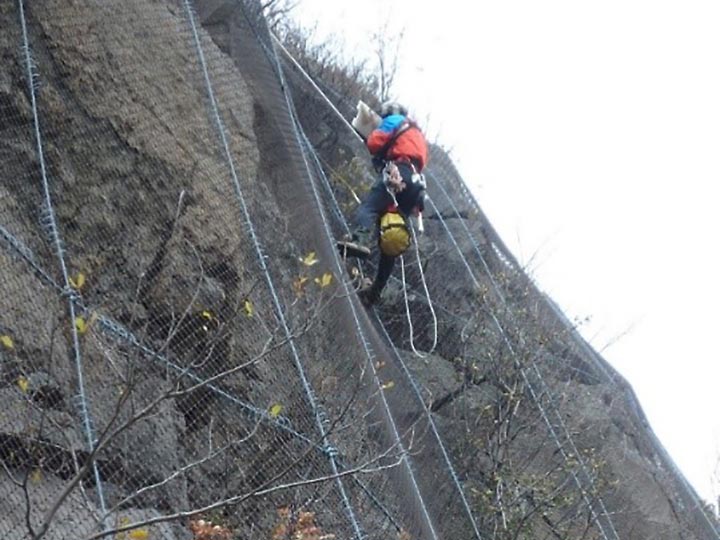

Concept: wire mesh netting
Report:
left=1, top=1, right=719, bottom=539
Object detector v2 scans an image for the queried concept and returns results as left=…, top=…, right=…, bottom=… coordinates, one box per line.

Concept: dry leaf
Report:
left=293, top=276, right=310, bottom=296
left=381, top=381, right=395, bottom=390
left=189, top=518, right=232, bottom=540
left=30, top=468, right=42, bottom=484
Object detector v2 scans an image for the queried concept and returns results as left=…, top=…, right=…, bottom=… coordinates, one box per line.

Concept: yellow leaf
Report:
left=128, top=529, right=149, bottom=540
left=17, top=377, right=29, bottom=393
left=75, top=317, right=87, bottom=335
left=1, top=335, right=14, bottom=349
left=314, top=272, right=333, bottom=288
left=69, top=272, right=86, bottom=290
left=201, top=310, right=214, bottom=320
left=30, top=468, right=42, bottom=484
left=244, top=299, right=254, bottom=318
left=269, top=403, right=283, bottom=418
left=381, top=381, right=395, bottom=390
left=300, top=252, right=319, bottom=266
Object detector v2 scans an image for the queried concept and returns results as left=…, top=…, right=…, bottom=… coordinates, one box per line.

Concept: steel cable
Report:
left=183, top=2, right=365, bottom=537
left=17, top=0, right=109, bottom=527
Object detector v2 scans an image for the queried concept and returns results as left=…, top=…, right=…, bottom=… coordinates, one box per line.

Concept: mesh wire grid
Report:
left=1, top=1, right=719, bottom=540
left=273, top=17, right=720, bottom=540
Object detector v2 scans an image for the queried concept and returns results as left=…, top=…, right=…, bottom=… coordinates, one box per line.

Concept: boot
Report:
left=336, top=228, right=371, bottom=259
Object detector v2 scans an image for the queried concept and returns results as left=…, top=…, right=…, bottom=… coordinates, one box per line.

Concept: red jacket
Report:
left=366, top=114, right=429, bottom=171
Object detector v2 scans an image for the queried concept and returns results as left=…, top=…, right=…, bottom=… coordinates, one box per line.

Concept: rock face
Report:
left=0, top=1, right=718, bottom=540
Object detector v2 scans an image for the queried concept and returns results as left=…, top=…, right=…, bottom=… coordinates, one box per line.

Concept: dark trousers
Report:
left=374, top=253, right=396, bottom=292
left=354, top=162, right=421, bottom=233
left=355, top=180, right=394, bottom=233
left=354, top=163, right=420, bottom=294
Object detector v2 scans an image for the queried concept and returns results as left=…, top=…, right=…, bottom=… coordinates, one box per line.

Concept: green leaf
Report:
left=269, top=403, right=283, bottom=418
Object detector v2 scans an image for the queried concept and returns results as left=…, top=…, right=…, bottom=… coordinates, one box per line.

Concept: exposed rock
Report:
left=0, top=1, right=717, bottom=539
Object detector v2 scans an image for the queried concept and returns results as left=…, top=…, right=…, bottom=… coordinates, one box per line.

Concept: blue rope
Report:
left=0, top=224, right=62, bottom=291
left=267, top=38, right=626, bottom=540
left=262, top=36, right=440, bottom=540
left=183, top=3, right=365, bottom=538
left=0, top=223, right=407, bottom=534
left=17, top=0, right=109, bottom=526
left=291, top=101, right=485, bottom=540
left=424, top=197, right=619, bottom=540
left=426, top=170, right=508, bottom=307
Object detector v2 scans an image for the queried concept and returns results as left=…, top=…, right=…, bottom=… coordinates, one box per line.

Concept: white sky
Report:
left=290, top=0, right=720, bottom=508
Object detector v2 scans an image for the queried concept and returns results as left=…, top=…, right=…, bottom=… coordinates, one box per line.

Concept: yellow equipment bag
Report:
left=379, top=212, right=411, bottom=257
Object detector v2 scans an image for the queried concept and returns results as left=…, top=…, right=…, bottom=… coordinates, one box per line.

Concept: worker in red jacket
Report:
left=338, top=101, right=429, bottom=304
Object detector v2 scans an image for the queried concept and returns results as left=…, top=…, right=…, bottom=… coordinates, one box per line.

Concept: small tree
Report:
left=371, top=20, right=405, bottom=103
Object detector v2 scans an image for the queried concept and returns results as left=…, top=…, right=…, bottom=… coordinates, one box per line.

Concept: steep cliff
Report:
left=0, top=1, right=717, bottom=540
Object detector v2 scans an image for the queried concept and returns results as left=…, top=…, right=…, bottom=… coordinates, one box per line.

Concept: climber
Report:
left=337, top=100, right=429, bottom=304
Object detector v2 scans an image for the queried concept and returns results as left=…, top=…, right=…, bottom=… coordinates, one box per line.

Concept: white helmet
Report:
left=380, top=101, right=408, bottom=118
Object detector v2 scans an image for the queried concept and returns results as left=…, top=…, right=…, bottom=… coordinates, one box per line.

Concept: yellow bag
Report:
left=379, top=212, right=411, bottom=257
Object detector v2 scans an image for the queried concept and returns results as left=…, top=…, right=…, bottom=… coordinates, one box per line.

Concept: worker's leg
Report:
left=338, top=180, right=392, bottom=259
left=374, top=253, right=396, bottom=292
left=360, top=253, right=396, bottom=304
left=354, top=180, right=393, bottom=241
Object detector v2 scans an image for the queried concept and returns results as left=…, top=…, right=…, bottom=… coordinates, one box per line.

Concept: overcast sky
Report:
left=290, top=0, right=720, bottom=508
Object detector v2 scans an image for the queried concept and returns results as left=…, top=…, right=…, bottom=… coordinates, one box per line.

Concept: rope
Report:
left=268, top=35, right=624, bottom=539
left=0, top=224, right=64, bottom=292
left=183, top=4, right=365, bottom=538
left=371, top=308, right=484, bottom=539
left=423, top=171, right=625, bottom=538
left=17, top=0, right=109, bottom=527
left=269, top=32, right=480, bottom=538
left=426, top=170, right=508, bottom=309
left=403, top=225, right=438, bottom=359
left=431, top=165, right=720, bottom=538
left=1, top=205, right=403, bottom=533
left=426, top=184, right=620, bottom=538
left=259, top=29, right=441, bottom=540
left=426, top=198, right=619, bottom=540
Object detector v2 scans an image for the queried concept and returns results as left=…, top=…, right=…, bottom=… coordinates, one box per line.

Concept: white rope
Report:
left=400, top=225, right=438, bottom=359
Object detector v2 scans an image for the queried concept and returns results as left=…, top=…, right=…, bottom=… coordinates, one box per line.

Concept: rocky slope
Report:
left=0, top=1, right=718, bottom=539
